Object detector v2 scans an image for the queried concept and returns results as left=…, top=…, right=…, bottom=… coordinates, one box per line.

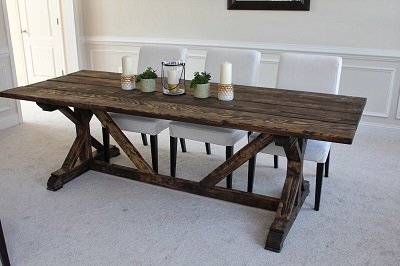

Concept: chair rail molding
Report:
left=83, top=36, right=400, bottom=138
left=84, top=36, right=400, bottom=62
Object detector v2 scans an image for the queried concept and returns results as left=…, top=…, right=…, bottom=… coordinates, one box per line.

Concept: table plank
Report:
left=1, top=85, right=360, bottom=144
left=62, top=70, right=366, bottom=110
left=40, top=78, right=362, bottom=126
left=0, top=70, right=366, bottom=144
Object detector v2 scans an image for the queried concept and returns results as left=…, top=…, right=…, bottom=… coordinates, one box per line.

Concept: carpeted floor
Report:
left=0, top=101, right=399, bottom=265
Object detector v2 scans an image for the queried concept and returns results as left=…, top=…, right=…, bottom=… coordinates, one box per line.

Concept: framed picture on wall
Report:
left=227, top=0, right=311, bottom=11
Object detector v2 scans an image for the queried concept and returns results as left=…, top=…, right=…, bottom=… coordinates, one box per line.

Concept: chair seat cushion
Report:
left=169, top=121, right=247, bottom=146
left=109, top=113, right=170, bottom=135
left=249, top=133, right=331, bottom=163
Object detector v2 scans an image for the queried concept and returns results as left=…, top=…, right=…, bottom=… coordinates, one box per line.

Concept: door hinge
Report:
left=62, top=70, right=65, bottom=75
left=57, top=18, right=59, bottom=25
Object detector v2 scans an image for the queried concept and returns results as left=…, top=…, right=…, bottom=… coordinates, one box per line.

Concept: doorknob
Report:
left=21, top=29, right=28, bottom=34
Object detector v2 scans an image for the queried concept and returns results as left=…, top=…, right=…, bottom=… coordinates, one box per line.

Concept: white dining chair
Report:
left=103, top=45, right=187, bottom=173
left=247, top=53, right=342, bottom=211
left=169, top=48, right=261, bottom=188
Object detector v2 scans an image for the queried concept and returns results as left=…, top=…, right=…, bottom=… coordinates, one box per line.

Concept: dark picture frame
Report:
left=227, top=0, right=310, bottom=11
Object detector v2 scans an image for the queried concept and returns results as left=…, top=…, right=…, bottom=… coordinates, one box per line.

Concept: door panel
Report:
left=30, top=46, right=56, bottom=77
left=18, top=0, right=64, bottom=83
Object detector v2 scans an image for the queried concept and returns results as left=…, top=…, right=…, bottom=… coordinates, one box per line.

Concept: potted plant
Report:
left=137, top=67, right=158, bottom=92
left=190, top=71, right=211, bottom=98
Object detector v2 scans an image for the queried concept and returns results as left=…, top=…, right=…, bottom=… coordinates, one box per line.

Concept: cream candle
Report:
left=122, top=56, right=133, bottom=75
left=220, top=61, right=232, bottom=84
left=167, top=67, right=179, bottom=85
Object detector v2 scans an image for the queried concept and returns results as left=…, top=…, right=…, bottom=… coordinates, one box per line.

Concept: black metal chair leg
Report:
left=324, top=150, right=330, bottom=177
left=141, top=133, right=148, bottom=146
left=247, top=131, right=252, bottom=141
left=170, top=136, right=178, bottom=177
left=226, top=146, right=233, bottom=189
left=205, top=143, right=211, bottom=155
left=0, top=219, right=10, bottom=266
left=314, top=163, right=324, bottom=211
left=247, top=154, right=257, bottom=192
left=102, top=126, right=110, bottom=163
left=179, top=138, right=187, bottom=152
left=274, top=155, right=279, bottom=168
left=150, top=135, right=158, bottom=174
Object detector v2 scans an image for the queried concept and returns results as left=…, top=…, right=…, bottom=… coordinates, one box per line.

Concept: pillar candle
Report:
left=168, top=67, right=179, bottom=85
left=122, top=56, right=133, bottom=75
left=220, top=61, right=232, bottom=84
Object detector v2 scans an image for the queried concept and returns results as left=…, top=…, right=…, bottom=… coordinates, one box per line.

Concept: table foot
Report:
left=47, top=145, right=119, bottom=191
left=47, top=161, right=90, bottom=191
left=265, top=180, right=309, bottom=252
left=92, top=145, right=120, bottom=161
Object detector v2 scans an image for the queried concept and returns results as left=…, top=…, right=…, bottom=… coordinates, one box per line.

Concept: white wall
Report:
left=60, top=0, right=80, bottom=74
left=0, top=0, right=22, bottom=130
left=81, top=0, right=400, bottom=50
left=80, top=0, right=400, bottom=137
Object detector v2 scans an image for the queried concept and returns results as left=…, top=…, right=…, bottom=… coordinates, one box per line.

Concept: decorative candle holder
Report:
left=121, top=75, right=135, bottom=91
left=218, top=84, right=234, bottom=101
left=161, top=60, right=185, bottom=95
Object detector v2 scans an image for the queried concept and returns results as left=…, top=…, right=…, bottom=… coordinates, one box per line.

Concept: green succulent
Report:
left=136, top=67, right=158, bottom=82
left=190, top=71, right=211, bottom=88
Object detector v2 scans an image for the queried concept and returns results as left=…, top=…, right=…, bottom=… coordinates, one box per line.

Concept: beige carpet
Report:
left=0, top=100, right=399, bottom=266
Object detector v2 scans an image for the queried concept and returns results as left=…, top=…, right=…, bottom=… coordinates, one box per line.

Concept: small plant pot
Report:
left=140, top=79, right=156, bottom=93
left=194, top=83, right=210, bottom=98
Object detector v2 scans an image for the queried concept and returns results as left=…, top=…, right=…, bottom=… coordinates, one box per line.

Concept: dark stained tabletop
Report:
left=0, top=70, right=366, bottom=144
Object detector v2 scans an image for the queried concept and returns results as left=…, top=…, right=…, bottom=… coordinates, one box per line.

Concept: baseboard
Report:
left=0, top=113, right=22, bottom=131
left=357, top=121, right=400, bottom=139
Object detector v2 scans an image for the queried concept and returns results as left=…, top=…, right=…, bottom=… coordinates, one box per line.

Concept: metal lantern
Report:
left=161, top=60, right=185, bottom=95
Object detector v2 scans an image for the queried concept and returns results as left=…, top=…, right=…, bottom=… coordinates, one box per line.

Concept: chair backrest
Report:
left=205, top=48, right=261, bottom=86
left=137, top=45, right=188, bottom=74
left=276, top=53, right=342, bottom=94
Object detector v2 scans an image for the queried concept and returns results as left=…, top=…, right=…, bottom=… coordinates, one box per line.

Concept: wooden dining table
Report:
left=0, top=70, right=366, bottom=252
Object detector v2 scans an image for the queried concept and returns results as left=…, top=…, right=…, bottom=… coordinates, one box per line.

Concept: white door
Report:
left=18, top=0, right=65, bottom=84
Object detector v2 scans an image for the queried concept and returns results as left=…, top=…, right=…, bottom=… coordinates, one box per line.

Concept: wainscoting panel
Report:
left=84, top=37, right=400, bottom=137
left=0, top=65, right=11, bottom=112
left=185, top=53, right=206, bottom=81
left=89, top=49, right=140, bottom=73
left=259, top=58, right=279, bottom=88
left=0, top=51, right=22, bottom=130
left=340, top=66, right=395, bottom=117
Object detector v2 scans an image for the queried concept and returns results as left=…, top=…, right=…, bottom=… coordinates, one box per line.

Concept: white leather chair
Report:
left=104, top=45, right=187, bottom=173
left=247, top=53, right=342, bottom=211
left=169, top=48, right=261, bottom=188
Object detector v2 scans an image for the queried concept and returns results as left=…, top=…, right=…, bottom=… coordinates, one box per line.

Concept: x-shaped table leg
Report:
left=265, top=136, right=309, bottom=252
left=42, top=106, right=119, bottom=191
left=43, top=107, right=309, bottom=252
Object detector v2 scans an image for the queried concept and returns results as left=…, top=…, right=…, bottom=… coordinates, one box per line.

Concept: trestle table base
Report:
left=41, top=106, right=309, bottom=252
